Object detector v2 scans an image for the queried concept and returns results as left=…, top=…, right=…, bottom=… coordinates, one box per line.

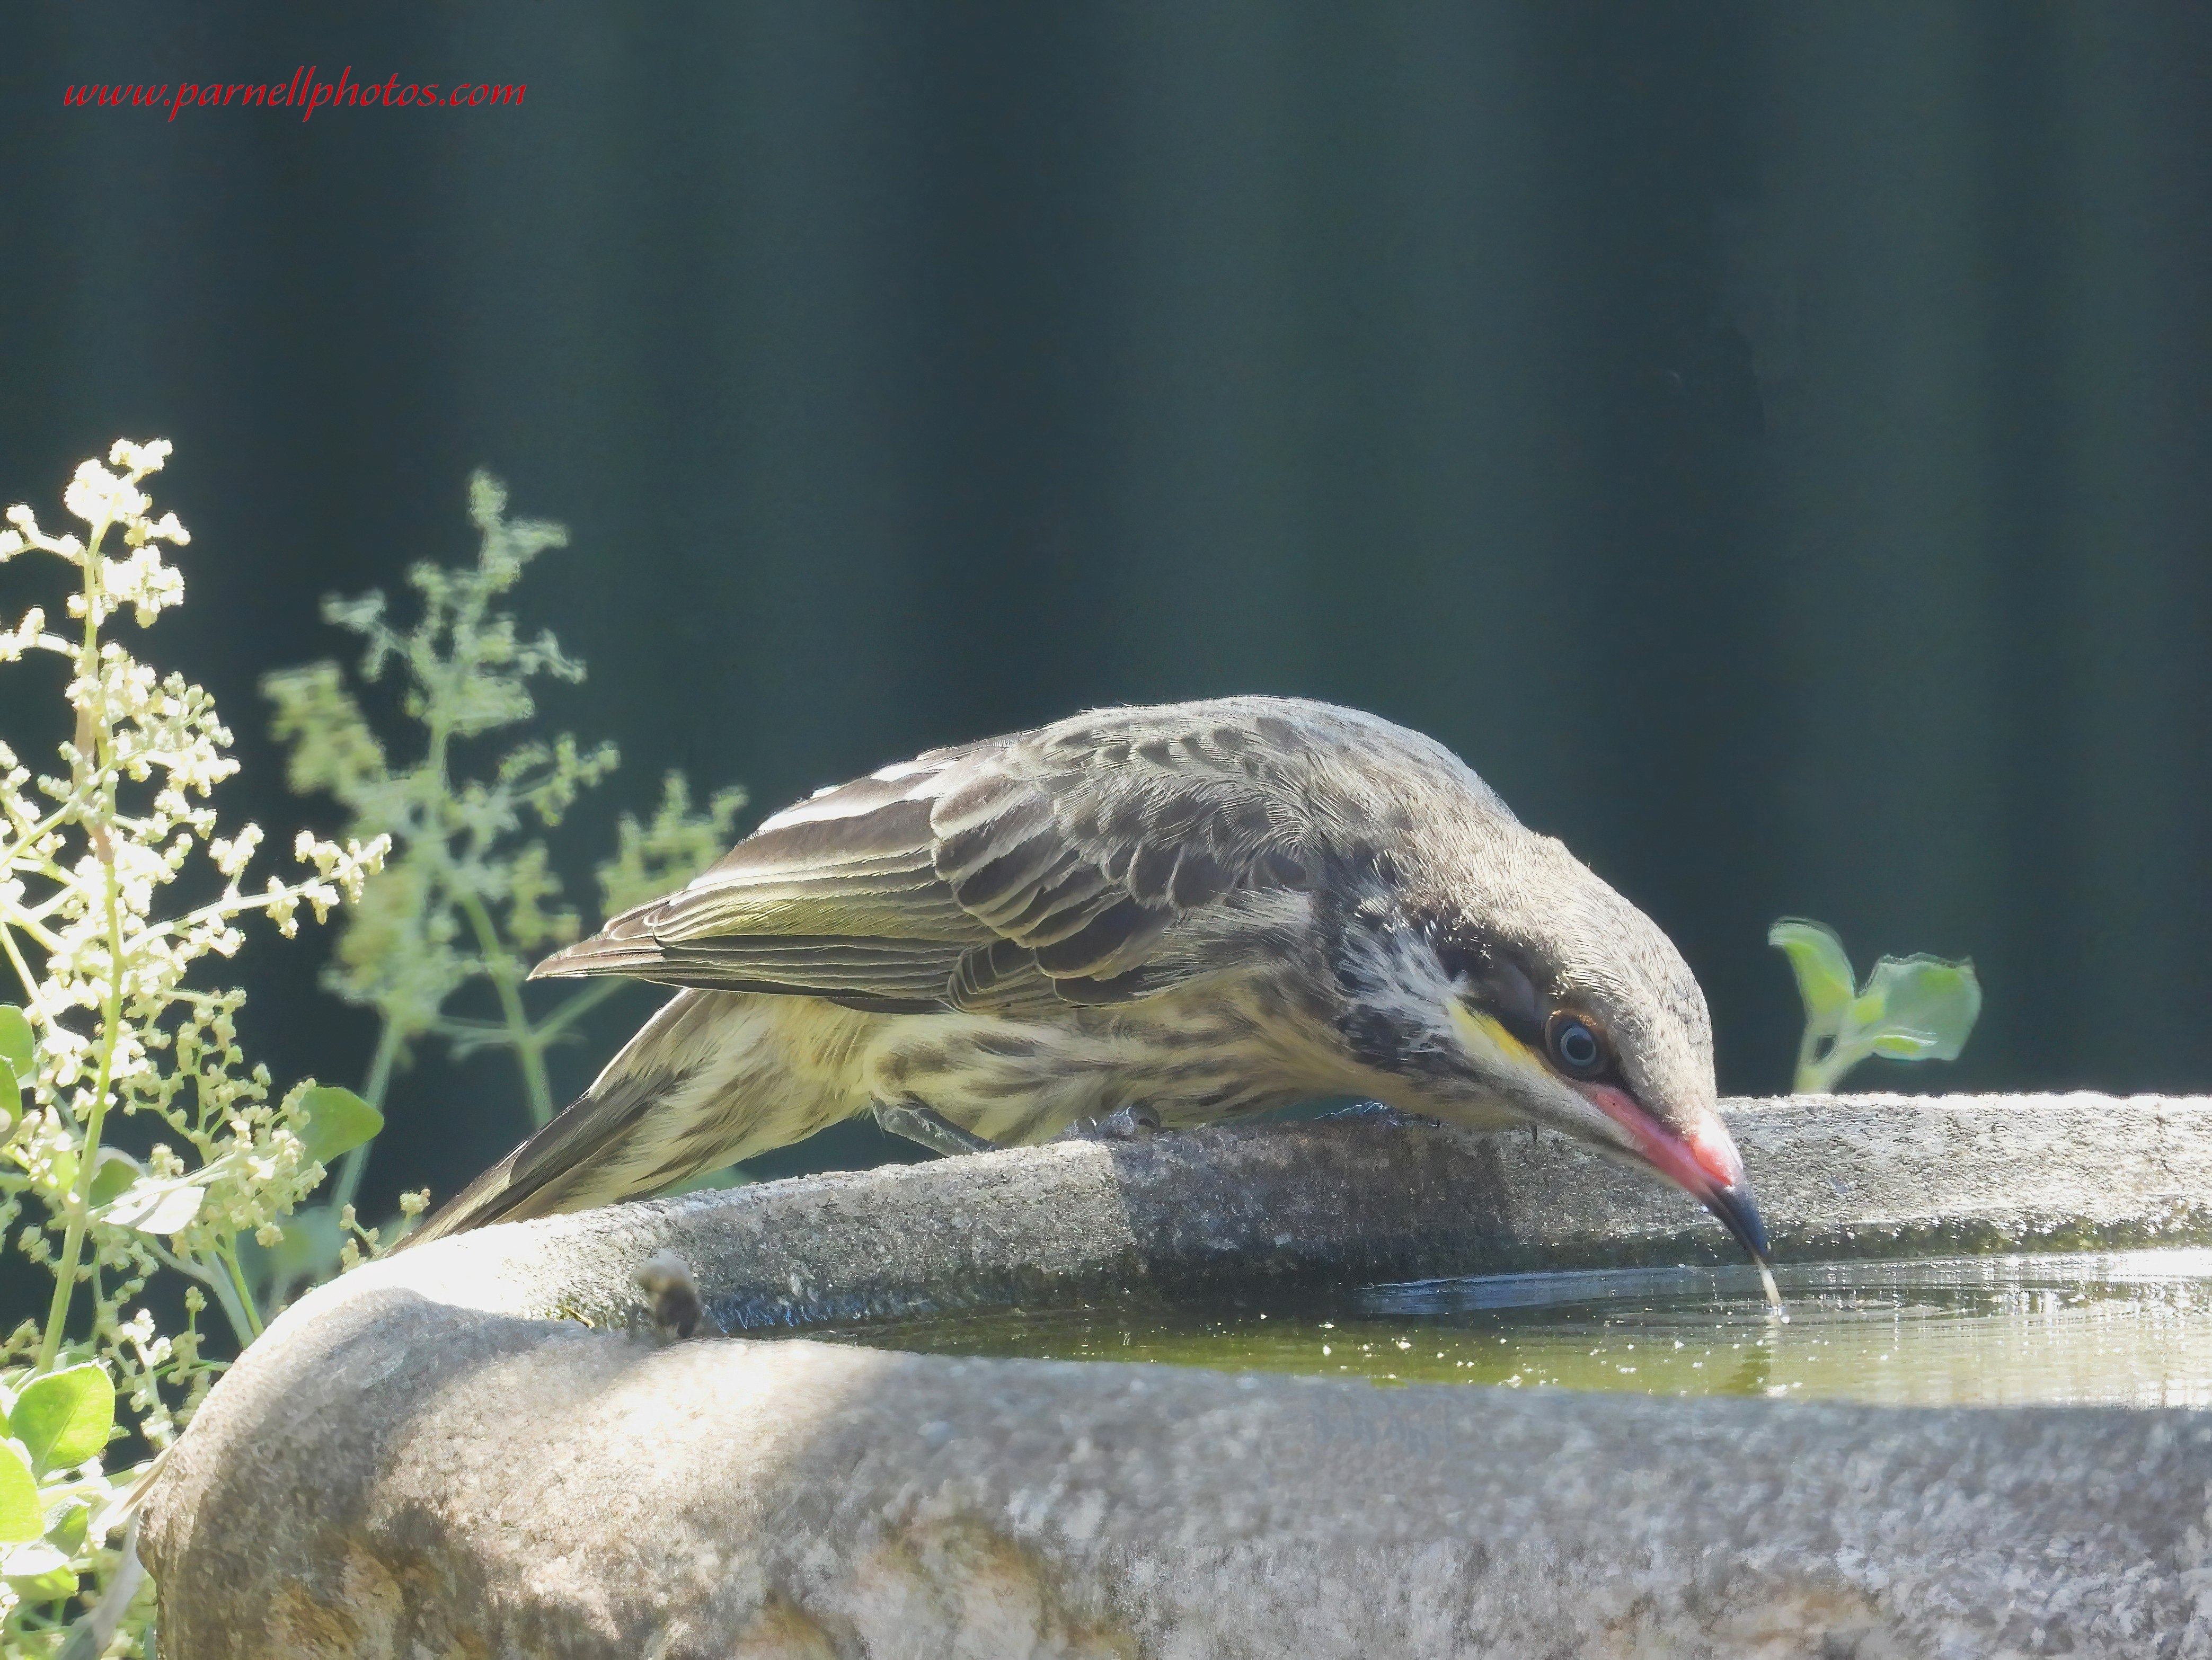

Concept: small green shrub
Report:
left=260, top=472, right=747, bottom=1242
left=1769, top=918, right=1981, bottom=1094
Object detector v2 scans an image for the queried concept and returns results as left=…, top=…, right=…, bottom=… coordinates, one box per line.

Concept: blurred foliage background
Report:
left=4, top=3, right=2209, bottom=1224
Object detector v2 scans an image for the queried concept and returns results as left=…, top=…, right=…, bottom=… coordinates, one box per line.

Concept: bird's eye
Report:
left=1547, top=1012, right=1606, bottom=1078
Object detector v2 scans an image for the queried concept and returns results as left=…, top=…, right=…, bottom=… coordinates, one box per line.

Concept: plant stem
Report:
left=196, top=1248, right=256, bottom=1347
left=34, top=868, right=119, bottom=1371
left=1793, top=1026, right=1863, bottom=1095
left=149, top=1238, right=259, bottom=1346
left=217, top=1244, right=263, bottom=1339
left=457, top=890, right=554, bottom=1126
left=37, top=510, right=122, bottom=1372
left=533, top=977, right=624, bottom=1041
left=205, top=1264, right=253, bottom=1353
left=0, top=916, right=38, bottom=1006
left=434, top=717, right=556, bottom=1125
left=331, top=1018, right=404, bottom=1211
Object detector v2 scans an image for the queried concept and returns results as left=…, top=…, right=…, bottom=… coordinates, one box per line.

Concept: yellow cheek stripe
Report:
left=1447, top=1000, right=1545, bottom=1076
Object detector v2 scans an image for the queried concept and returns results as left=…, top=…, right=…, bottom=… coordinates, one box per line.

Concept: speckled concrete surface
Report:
left=145, top=1096, right=2212, bottom=1658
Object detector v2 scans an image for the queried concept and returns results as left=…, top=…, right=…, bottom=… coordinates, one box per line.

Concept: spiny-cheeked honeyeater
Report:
left=409, top=697, right=1771, bottom=1273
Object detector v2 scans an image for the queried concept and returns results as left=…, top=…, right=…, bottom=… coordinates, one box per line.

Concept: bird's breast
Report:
left=862, top=967, right=1376, bottom=1143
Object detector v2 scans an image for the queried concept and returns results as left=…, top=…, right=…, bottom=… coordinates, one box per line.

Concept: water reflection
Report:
left=809, top=1249, right=2212, bottom=1407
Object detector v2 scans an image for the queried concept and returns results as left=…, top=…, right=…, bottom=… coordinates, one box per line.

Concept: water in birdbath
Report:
left=808, top=1248, right=2212, bottom=1407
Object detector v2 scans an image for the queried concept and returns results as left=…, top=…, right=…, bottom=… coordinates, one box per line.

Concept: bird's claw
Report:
left=873, top=1100, right=996, bottom=1158
left=1055, top=1103, right=1163, bottom=1143
left=1319, top=1099, right=1443, bottom=1130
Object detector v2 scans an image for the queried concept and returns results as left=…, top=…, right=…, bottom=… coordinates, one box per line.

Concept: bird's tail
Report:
left=401, top=988, right=868, bottom=1249
left=400, top=1137, right=538, bottom=1249
left=403, top=989, right=729, bottom=1249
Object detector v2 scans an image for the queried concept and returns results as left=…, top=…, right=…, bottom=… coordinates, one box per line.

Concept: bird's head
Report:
left=1337, top=828, right=1769, bottom=1268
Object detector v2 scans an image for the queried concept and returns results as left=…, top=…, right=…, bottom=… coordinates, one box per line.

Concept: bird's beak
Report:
left=1572, top=1081, right=1772, bottom=1265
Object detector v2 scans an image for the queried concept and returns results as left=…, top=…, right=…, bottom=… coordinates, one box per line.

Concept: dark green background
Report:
left=5, top=3, right=2209, bottom=1214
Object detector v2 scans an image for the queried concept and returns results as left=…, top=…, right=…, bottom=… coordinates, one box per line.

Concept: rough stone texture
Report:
left=145, top=1095, right=2212, bottom=1658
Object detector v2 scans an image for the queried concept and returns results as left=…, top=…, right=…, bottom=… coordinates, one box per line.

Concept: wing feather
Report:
left=530, top=698, right=1477, bottom=1009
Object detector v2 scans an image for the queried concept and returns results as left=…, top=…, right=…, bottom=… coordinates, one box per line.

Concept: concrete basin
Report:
left=143, top=1095, right=2212, bottom=1657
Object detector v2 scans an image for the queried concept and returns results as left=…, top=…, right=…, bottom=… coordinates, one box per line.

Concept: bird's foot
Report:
left=1319, top=1099, right=1443, bottom=1130
left=873, top=1099, right=997, bottom=1158
left=1054, top=1103, right=1163, bottom=1143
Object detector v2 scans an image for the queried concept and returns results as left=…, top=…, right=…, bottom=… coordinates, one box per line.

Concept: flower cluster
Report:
left=0, top=447, right=748, bottom=1652
left=0, top=442, right=386, bottom=1653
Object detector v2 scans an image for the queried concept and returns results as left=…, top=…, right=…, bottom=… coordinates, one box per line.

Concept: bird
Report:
left=408, top=696, right=1773, bottom=1283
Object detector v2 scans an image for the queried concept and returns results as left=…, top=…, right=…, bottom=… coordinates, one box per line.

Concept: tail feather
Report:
left=401, top=991, right=710, bottom=1249
left=398, top=1146, right=528, bottom=1249
left=401, top=1064, right=680, bottom=1249
left=400, top=989, right=864, bottom=1248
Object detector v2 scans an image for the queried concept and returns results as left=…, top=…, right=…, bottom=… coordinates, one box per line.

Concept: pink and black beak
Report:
left=1574, top=1081, right=1772, bottom=1266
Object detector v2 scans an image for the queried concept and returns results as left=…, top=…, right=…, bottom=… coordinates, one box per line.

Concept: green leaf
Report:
left=1774, top=917, right=1984, bottom=1093
left=103, top=1178, right=203, bottom=1236
left=0, top=1007, right=32, bottom=1138
left=236, top=1204, right=344, bottom=1297
left=86, top=1149, right=141, bottom=1210
left=1860, top=953, right=1982, bottom=1063
left=10, top=1366, right=112, bottom=1472
left=1767, top=920, right=1857, bottom=1021
left=45, top=1497, right=89, bottom=1558
left=0, top=1007, right=33, bottom=1090
left=0, top=1442, right=42, bottom=1543
left=3, top=1536, right=78, bottom=1601
left=4, top=1540, right=69, bottom=1577
left=296, top=1085, right=383, bottom=1166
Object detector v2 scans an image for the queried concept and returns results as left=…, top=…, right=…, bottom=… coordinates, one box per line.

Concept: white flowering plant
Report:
left=0, top=442, right=385, bottom=1654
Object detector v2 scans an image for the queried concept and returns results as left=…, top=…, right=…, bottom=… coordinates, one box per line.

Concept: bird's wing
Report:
left=533, top=702, right=1374, bottom=1009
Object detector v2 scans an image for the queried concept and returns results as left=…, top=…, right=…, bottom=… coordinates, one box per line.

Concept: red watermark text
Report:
left=63, top=68, right=525, bottom=123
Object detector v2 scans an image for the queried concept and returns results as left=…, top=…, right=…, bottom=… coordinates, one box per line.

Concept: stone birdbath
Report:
left=144, top=1094, right=2212, bottom=1657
